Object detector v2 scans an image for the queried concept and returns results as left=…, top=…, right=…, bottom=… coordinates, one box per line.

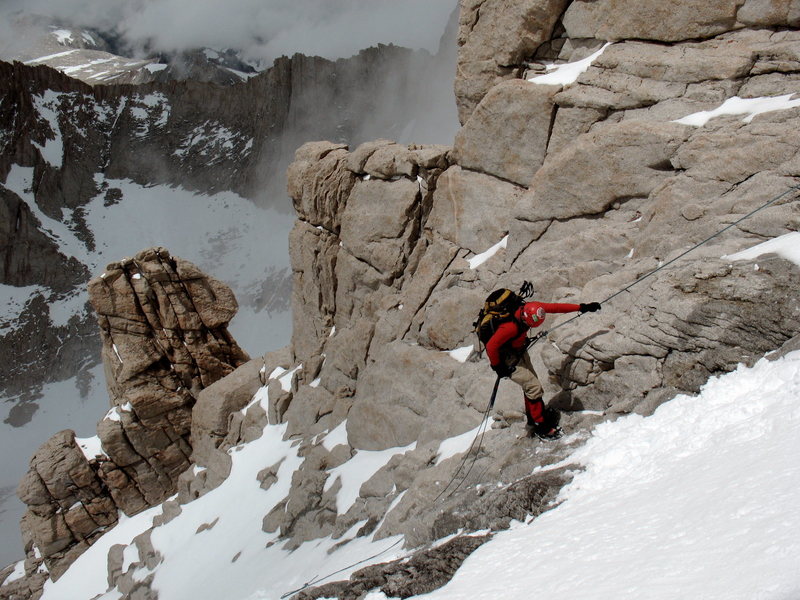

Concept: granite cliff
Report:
left=2, top=0, right=800, bottom=599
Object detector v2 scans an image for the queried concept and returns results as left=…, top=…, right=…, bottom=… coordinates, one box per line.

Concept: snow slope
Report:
left=27, top=344, right=800, bottom=600
left=417, top=350, right=800, bottom=600
left=38, top=412, right=413, bottom=600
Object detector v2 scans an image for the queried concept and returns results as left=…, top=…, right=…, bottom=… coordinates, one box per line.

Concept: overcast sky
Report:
left=1, top=0, right=458, bottom=64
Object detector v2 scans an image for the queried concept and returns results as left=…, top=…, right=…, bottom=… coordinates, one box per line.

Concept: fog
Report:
left=1, top=0, right=457, bottom=67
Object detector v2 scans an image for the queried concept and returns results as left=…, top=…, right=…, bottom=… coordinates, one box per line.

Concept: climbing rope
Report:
left=546, top=182, right=800, bottom=335
left=280, top=183, right=800, bottom=599
left=431, top=380, right=497, bottom=503
left=433, top=181, right=800, bottom=503
left=280, top=537, right=404, bottom=599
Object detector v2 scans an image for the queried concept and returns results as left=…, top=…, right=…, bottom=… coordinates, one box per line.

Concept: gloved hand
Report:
left=491, top=363, right=514, bottom=378
left=579, top=302, right=601, bottom=313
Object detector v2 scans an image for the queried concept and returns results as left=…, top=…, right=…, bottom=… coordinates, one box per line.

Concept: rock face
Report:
left=455, top=0, right=570, bottom=123
left=13, top=248, right=248, bottom=581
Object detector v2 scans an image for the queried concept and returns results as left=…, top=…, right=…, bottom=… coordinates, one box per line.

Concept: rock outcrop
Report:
left=12, top=248, right=248, bottom=582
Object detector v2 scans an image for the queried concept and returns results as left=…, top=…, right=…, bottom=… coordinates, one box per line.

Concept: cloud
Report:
left=2, top=0, right=458, bottom=65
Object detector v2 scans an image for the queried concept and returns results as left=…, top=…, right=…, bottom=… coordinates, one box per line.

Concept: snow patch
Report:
left=0, top=284, right=46, bottom=330
left=528, top=43, right=612, bottom=86
left=3, top=165, right=91, bottom=263
left=144, top=63, right=168, bottom=73
left=321, top=421, right=349, bottom=451
left=324, top=441, right=417, bottom=514
left=5, top=560, right=26, bottom=584
left=76, top=436, right=106, bottom=460
left=722, top=232, right=800, bottom=267
left=239, top=386, right=270, bottom=419
left=446, top=345, right=474, bottom=363
left=51, top=29, right=75, bottom=45
left=468, top=235, right=508, bottom=269
left=675, top=94, right=800, bottom=127
left=31, top=91, right=65, bottom=168
left=435, top=425, right=483, bottom=466
left=48, top=291, right=88, bottom=328
left=173, top=121, right=253, bottom=162
left=62, top=58, right=115, bottom=75
left=25, top=50, right=77, bottom=64
left=268, top=365, right=302, bottom=392
left=104, top=407, right=121, bottom=422
left=129, top=93, right=170, bottom=134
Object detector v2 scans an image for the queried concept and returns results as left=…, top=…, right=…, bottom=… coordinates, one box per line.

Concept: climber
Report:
left=485, top=298, right=601, bottom=440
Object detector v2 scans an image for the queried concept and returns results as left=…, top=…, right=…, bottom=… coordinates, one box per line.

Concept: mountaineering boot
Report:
left=534, top=423, right=564, bottom=441
left=526, top=406, right=564, bottom=440
left=543, top=406, right=561, bottom=428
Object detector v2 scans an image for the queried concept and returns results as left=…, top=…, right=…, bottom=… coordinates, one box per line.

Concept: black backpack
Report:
left=474, top=288, right=525, bottom=346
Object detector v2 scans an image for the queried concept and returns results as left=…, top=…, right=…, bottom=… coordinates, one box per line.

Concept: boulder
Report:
left=192, top=357, right=266, bottom=472
left=363, top=145, right=418, bottom=180
left=737, top=0, right=800, bottom=27
left=287, top=142, right=354, bottom=233
left=562, top=0, right=743, bottom=42
left=346, top=341, right=458, bottom=450
left=427, top=166, right=524, bottom=254
left=455, top=0, right=570, bottom=122
left=593, top=40, right=756, bottom=84
left=15, top=431, right=117, bottom=575
left=347, top=139, right=397, bottom=173
left=15, top=247, right=248, bottom=580
left=521, top=120, right=690, bottom=221
left=453, top=79, right=561, bottom=186
left=339, top=178, right=422, bottom=277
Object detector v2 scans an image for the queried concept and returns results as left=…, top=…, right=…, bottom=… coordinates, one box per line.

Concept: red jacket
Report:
left=486, top=301, right=580, bottom=366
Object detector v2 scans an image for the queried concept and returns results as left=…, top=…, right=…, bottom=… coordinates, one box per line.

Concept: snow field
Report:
left=418, top=351, right=800, bottom=600
left=40, top=352, right=419, bottom=599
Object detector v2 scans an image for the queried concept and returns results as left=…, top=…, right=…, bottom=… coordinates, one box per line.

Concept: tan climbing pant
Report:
left=507, top=352, right=543, bottom=402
